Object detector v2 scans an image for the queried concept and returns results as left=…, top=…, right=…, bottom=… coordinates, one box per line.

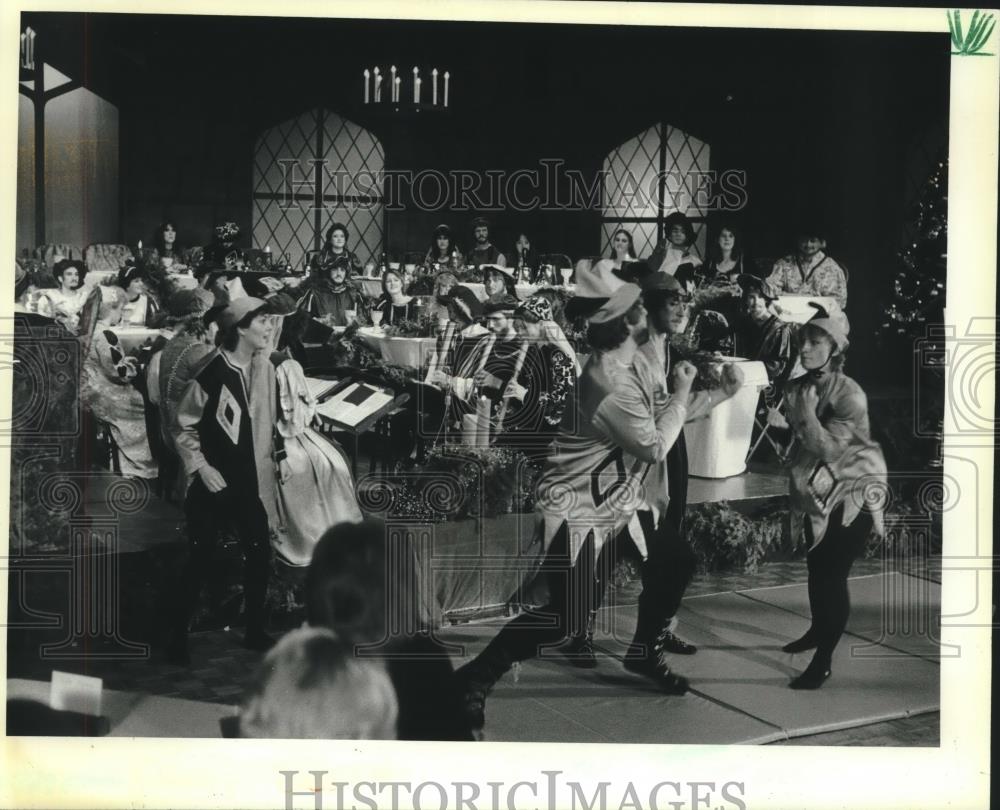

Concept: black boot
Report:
left=623, top=621, right=689, bottom=695
left=789, top=652, right=832, bottom=690
left=454, top=636, right=516, bottom=732
left=563, top=611, right=598, bottom=669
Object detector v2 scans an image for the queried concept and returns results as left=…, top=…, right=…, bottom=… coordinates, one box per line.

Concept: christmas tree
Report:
left=878, top=156, right=947, bottom=344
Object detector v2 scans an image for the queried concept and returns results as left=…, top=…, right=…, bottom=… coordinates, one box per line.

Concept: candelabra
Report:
left=362, top=65, right=451, bottom=112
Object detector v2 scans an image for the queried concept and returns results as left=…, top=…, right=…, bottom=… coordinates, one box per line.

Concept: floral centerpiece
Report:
left=386, top=444, right=540, bottom=521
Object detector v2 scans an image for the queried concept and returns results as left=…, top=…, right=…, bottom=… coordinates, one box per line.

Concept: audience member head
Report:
left=483, top=297, right=519, bottom=338
left=708, top=222, right=743, bottom=262
left=117, top=264, right=149, bottom=302
left=442, top=285, right=483, bottom=327
left=482, top=265, right=516, bottom=299
left=471, top=216, right=491, bottom=246
left=239, top=626, right=398, bottom=740
left=53, top=259, right=86, bottom=291
left=429, top=224, right=457, bottom=260
left=663, top=212, right=695, bottom=249
left=608, top=229, right=636, bottom=261
left=381, top=268, right=406, bottom=300
left=324, top=222, right=350, bottom=254
left=794, top=222, right=827, bottom=259
left=306, top=519, right=428, bottom=645
left=154, top=221, right=182, bottom=255
left=737, top=274, right=778, bottom=322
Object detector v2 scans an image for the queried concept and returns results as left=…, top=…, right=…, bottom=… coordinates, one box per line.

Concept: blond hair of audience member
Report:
left=240, top=626, right=398, bottom=739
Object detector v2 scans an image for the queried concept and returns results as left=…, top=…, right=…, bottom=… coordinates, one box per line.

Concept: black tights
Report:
left=480, top=522, right=598, bottom=667
left=176, top=478, right=272, bottom=636
left=805, top=503, right=873, bottom=667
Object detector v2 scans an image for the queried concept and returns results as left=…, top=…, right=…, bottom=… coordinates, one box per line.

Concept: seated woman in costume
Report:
left=79, top=286, right=158, bottom=480
left=647, top=212, right=703, bottom=276
left=608, top=228, right=638, bottom=272
left=372, top=268, right=417, bottom=326
left=733, top=275, right=796, bottom=392
left=510, top=232, right=539, bottom=283
left=318, top=222, right=363, bottom=277
left=152, top=220, right=192, bottom=275
left=37, top=259, right=90, bottom=333
left=703, top=222, right=749, bottom=285
left=424, top=224, right=464, bottom=272
left=298, top=251, right=369, bottom=327
left=118, top=263, right=159, bottom=326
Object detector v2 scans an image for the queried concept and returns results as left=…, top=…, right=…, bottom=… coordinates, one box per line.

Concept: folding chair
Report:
left=745, top=388, right=788, bottom=464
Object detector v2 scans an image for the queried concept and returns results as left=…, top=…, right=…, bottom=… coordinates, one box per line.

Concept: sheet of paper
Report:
left=50, top=671, right=103, bottom=716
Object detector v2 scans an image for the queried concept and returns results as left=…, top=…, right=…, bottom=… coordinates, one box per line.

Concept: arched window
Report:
left=601, top=123, right=711, bottom=262
left=252, top=108, right=385, bottom=268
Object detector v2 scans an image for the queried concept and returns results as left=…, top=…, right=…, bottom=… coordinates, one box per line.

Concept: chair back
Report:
left=33, top=243, right=83, bottom=268
left=84, top=244, right=135, bottom=278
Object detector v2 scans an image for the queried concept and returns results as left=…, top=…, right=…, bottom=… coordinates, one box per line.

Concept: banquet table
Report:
left=355, top=326, right=437, bottom=369
left=684, top=357, right=769, bottom=478
left=774, top=295, right=839, bottom=324
left=110, top=326, right=161, bottom=352
left=354, top=276, right=569, bottom=303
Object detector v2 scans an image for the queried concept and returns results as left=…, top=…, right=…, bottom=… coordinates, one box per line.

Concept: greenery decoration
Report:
left=949, top=9, right=995, bottom=55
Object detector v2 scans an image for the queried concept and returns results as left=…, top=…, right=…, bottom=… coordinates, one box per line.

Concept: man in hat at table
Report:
left=466, top=216, right=507, bottom=269
left=455, top=284, right=699, bottom=732
left=734, top=274, right=797, bottom=390
left=168, top=297, right=284, bottom=663
left=765, top=221, right=848, bottom=309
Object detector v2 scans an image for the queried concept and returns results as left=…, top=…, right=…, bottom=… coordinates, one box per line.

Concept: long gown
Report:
left=271, top=359, right=363, bottom=566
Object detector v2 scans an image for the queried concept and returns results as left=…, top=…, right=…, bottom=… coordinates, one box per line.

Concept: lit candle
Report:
left=394, top=76, right=401, bottom=103
left=137, top=240, right=143, bottom=251
left=363, top=69, right=370, bottom=103
left=412, top=66, right=419, bottom=103
left=444, top=71, right=450, bottom=107
left=415, top=77, right=421, bottom=104
left=432, top=68, right=438, bottom=105
left=390, top=65, right=396, bottom=97
left=265, top=245, right=271, bottom=254
left=373, top=67, right=381, bottom=102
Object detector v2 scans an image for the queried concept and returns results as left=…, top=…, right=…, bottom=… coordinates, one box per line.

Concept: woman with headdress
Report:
left=298, top=247, right=369, bottom=327
left=37, top=259, right=90, bottom=333
left=607, top=228, right=638, bottom=271
left=767, top=308, right=886, bottom=689
left=424, top=224, right=464, bottom=272
left=117, top=262, right=160, bottom=326
left=647, top=212, right=703, bottom=276
left=79, top=286, right=158, bottom=480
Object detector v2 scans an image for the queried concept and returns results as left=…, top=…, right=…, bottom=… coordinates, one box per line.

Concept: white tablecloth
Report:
left=111, top=326, right=161, bottom=352
left=356, top=326, right=436, bottom=369
left=774, top=295, right=839, bottom=324
left=684, top=358, right=769, bottom=479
